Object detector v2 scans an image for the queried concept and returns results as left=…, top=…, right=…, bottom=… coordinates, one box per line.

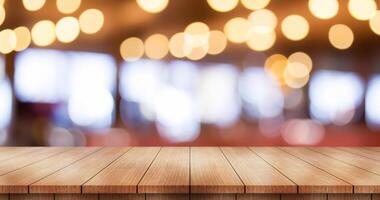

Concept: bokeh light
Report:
left=56, top=0, right=81, bottom=14
left=31, top=20, right=56, bottom=47
left=224, top=17, right=251, bottom=43
left=282, top=119, right=325, bottom=145
left=284, top=67, right=310, bottom=89
left=366, top=75, right=380, bottom=129
left=186, top=47, right=208, bottom=60
left=136, top=0, right=169, bottom=13
left=79, top=9, right=104, bottom=34
left=0, top=78, right=12, bottom=130
left=288, top=52, right=313, bottom=73
left=184, top=22, right=210, bottom=48
left=169, top=32, right=189, bottom=58
left=328, top=24, right=354, bottom=50
left=241, top=0, right=270, bottom=10
left=264, top=54, right=287, bottom=84
left=246, top=31, right=276, bottom=51
left=281, top=15, right=309, bottom=41
left=14, top=26, right=31, bottom=52
left=308, top=0, right=339, bottom=19
left=0, top=6, right=5, bottom=26
left=369, top=11, right=380, bottom=35
left=0, top=29, right=16, bottom=54
left=22, top=0, right=46, bottom=11
left=144, top=34, right=169, bottom=59
left=55, top=17, right=80, bottom=43
left=207, top=30, right=227, bottom=55
left=207, top=0, right=239, bottom=12
left=120, top=37, right=144, bottom=61
left=248, top=9, right=277, bottom=34
left=348, top=0, right=377, bottom=21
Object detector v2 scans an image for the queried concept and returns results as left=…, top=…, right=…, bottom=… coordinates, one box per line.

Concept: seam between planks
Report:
left=277, top=147, right=354, bottom=193
left=306, top=147, right=380, bottom=179
left=0, top=148, right=74, bottom=178
left=336, top=147, right=380, bottom=162
left=219, top=147, right=246, bottom=193
left=0, top=148, right=43, bottom=164
left=247, top=147, right=299, bottom=193
left=136, top=147, right=162, bottom=194
left=80, top=147, right=134, bottom=193
left=27, top=147, right=105, bottom=193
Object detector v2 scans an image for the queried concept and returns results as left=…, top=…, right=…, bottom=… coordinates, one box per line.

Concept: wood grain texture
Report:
left=221, top=147, right=296, bottom=193
left=328, top=194, right=371, bottom=200
left=0, top=147, right=70, bottom=176
left=0, top=148, right=42, bottom=162
left=55, top=194, right=98, bottom=200
left=309, top=147, right=380, bottom=175
left=0, top=147, right=99, bottom=193
left=250, top=147, right=352, bottom=193
left=10, top=194, right=53, bottom=200
left=191, top=194, right=235, bottom=200
left=83, top=147, right=160, bottom=194
left=237, top=194, right=280, bottom=200
left=280, top=147, right=380, bottom=193
left=99, top=194, right=145, bottom=200
left=139, top=147, right=189, bottom=193
left=146, top=194, right=189, bottom=200
left=191, top=147, right=244, bottom=194
left=281, top=194, right=327, bottom=200
left=373, top=194, right=380, bottom=200
left=30, top=147, right=128, bottom=194
left=338, top=147, right=380, bottom=161
left=0, top=195, right=7, bottom=200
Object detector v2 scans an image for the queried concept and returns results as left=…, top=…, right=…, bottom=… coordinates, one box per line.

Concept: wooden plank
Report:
left=55, top=194, right=98, bottom=200
left=83, top=147, right=160, bottom=194
left=309, top=147, right=380, bottom=175
left=10, top=194, right=53, bottom=200
left=237, top=194, right=280, bottom=200
left=250, top=147, right=352, bottom=193
left=0, top=147, right=42, bottom=162
left=0, top=147, right=70, bottom=176
left=281, top=194, right=326, bottom=200
left=99, top=194, right=145, bottom=200
left=328, top=194, right=371, bottom=200
left=191, top=147, right=244, bottom=194
left=146, top=194, right=189, bottom=200
left=338, top=147, right=380, bottom=161
left=0, top=147, right=99, bottom=193
left=373, top=194, right=380, bottom=200
left=31, top=147, right=129, bottom=194
left=191, top=194, right=235, bottom=200
left=221, top=147, right=296, bottom=193
left=139, top=147, right=189, bottom=193
left=280, top=147, right=380, bottom=193
left=0, top=194, right=7, bottom=200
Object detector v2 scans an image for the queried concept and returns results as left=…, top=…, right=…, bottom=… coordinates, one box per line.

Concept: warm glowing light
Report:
left=55, top=17, right=80, bottom=43
left=22, top=0, right=46, bottom=11
left=224, top=17, right=251, bottom=43
left=136, top=0, right=169, bottom=13
left=207, top=0, right=238, bottom=12
left=328, top=24, right=354, bottom=50
left=79, top=9, right=104, bottom=34
left=348, top=0, right=377, bottom=21
left=281, top=15, right=309, bottom=41
left=56, top=0, right=81, bottom=14
left=308, top=0, right=339, bottom=19
left=31, top=20, right=56, bottom=47
left=286, top=62, right=310, bottom=79
left=284, top=69, right=310, bottom=89
left=248, top=9, right=277, bottom=34
left=186, top=47, right=207, bottom=60
left=169, top=32, right=191, bottom=58
left=120, top=37, right=144, bottom=61
left=0, top=6, right=5, bottom=26
left=208, top=30, right=227, bottom=55
left=0, top=0, right=4, bottom=5
left=144, top=34, right=169, bottom=59
left=246, top=31, right=276, bottom=51
left=14, top=26, right=31, bottom=52
left=241, top=0, right=270, bottom=10
left=184, top=22, right=209, bottom=50
left=264, top=54, right=287, bottom=83
left=370, top=11, right=380, bottom=35
left=0, top=29, right=16, bottom=54
left=282, top=119, right=325, bottom=145
left=288, top=52, right=312, bottom=72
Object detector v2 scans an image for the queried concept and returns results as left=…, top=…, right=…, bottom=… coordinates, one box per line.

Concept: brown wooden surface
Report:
left=191, top=147, right=244, bottom=194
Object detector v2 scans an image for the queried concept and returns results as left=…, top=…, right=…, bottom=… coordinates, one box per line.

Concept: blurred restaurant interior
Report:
left=0, top=0, right=380, bottom=146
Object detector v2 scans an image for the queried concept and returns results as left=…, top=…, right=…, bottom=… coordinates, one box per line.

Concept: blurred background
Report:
left=0, top=0, right=380, bottom=146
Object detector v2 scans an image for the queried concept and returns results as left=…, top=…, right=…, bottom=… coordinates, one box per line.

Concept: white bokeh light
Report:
left=309, top=70, right=364, bottom=125
left=199, top=64, right=241, bottom=126
left=0, top=78, right=12, bottom=130
left=366, top=75, right=380, bottom=129
left=239, top=67, right=284, bottom=119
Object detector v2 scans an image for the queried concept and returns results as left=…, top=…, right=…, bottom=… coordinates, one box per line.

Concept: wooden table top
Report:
left=0, top=147, right=380, bottom=195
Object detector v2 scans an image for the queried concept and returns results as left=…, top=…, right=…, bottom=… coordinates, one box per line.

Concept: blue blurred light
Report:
left=366, top=75, right=380, bottom=129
